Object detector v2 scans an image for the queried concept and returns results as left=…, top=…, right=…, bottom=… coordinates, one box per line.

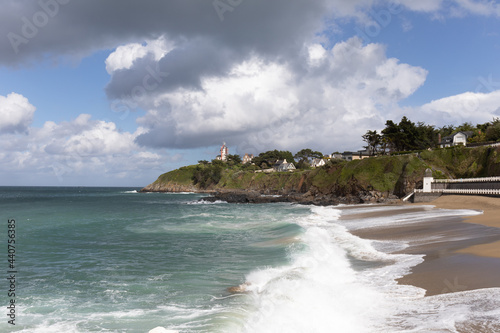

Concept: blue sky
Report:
left=1, top=0, right=500, bottom=186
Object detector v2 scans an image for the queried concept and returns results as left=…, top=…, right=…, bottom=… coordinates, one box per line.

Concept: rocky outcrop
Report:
left=201, top=189, right=401, bottom=206
left=139, top=182, right=200, bottom=193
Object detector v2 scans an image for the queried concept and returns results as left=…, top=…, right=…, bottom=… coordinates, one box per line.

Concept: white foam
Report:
left=339, top=206, right=483, bottom=231
left=122, top=190, right=138, bottom=193
left=236, top=204, right=500, bottom=333
left=149, top=327, right=179, bottom=333
left=185, top=200, right=228, bottom=205
left=241, top=226, right=391, bottom=332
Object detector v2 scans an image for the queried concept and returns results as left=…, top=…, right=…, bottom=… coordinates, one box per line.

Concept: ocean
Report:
left=1, top=187, right=500, bottom=332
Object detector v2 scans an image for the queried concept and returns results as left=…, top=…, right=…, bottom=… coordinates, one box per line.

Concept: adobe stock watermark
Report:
left=441, top=74, right=500, bottom=125
left=110, top=64, right=169, bottom=121
left=7, top=0, right=72, bottom=54
left=441, top=277, right=467, bottom=294
left=354, top=3, right=403, bottom=44
left=333, top=3, right=404, bottom=67
left=213, top=0, right=243, bottom=22
left=475, top=74, right=500, bottom=94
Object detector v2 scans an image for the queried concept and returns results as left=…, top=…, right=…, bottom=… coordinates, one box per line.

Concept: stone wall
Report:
left=413, top=192, right=442, bottom=203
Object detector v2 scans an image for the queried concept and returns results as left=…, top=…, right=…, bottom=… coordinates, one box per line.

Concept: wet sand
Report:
left=347, top=195, right=500, bottom=296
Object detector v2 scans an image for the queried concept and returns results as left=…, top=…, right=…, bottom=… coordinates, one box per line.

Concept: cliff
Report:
left=140, top=146, right=500, bottom=205
left=140, top=165, right=203, bottom=193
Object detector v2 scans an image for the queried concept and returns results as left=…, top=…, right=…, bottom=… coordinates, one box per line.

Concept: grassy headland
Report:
left=141, top=146, right=500, bottom=202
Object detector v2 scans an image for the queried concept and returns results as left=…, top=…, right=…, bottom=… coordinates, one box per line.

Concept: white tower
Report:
left=423, top=168, right=433, bottom=193
left=220, top=142, right=228, bottom=162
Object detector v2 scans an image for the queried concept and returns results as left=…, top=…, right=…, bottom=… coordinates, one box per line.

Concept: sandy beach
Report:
left=426, top=195, right=500, bottom=258
left=348, top=195, right=500, bottom=296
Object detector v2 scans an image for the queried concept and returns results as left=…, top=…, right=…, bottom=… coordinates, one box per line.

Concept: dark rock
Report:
left=198, top=189, right=393, bottom=206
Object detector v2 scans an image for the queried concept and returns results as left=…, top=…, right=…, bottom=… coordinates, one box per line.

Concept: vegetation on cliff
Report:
left=363, top=116, right=500, bottom=154
left=142, top=145, right=500, bottom=198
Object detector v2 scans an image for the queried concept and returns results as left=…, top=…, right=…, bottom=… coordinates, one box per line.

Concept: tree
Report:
left=198, top=160, right=209, bottom=165
left=253, top=150, right=295, bottom=168
left=380, top=117, right=434, bottom=152
left=381, top=120, right=401, bottom=152
left=226, top=154, right=242, bottom=165
left=438, top=125, right=455, bottom=139
left=192, top=163, right=223, bottom=189
left=414, top=122, right=438, bottom=149
left=294, top=149, right=323, bottom=163
left=485, top=118, right=500, bottom=142
left=211, top=159, right=225, bottom=167
left=456, top=122, right=475, bottom=133
left=398, top=116, right=419, bottom=151
left=362, top=130, right=381, bottom=155
left=295, top=159, right=310, bottom=170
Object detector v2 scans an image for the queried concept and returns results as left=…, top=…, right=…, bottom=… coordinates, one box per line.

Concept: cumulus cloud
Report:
left=415, top=90, right=500, bottom=126
left=0, top=0, right=334, bottom=66
left=3, top=0, right=499, bottom=186
left=4, top=0, right=498, bottom=66
left=0, top=113, right=169, bottom=185
left=128, top=37, right=427, bottom=153
left=0, top=92, right=35, bottom=134
left=105, top=37, right=174, bottom=74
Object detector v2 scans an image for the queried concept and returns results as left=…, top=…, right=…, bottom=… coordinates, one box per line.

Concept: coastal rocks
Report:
left=139, top=182, right=199, bottom=193
left=227, top=282, right=251, bottom=293
left=358, top=191, right=399, bottom=203
left=201, top=190, right=401, bottom=206
left=202, top=191, right=289, bottom=204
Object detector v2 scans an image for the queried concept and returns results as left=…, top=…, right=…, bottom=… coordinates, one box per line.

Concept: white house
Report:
left=439, top=131, right=473, bottom=148
left=273, top=159, right=296, bottom=172
left=311, top=158, right=326, bottom=168
left=242, top=153, right=254, bottom=164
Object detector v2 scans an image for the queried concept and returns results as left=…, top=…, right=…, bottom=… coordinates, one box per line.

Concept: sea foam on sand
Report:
left=238, top=205, right=500, bottom=333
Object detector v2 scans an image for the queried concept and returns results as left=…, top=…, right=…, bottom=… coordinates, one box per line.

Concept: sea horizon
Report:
left=2, top=187, right=500, bottom=332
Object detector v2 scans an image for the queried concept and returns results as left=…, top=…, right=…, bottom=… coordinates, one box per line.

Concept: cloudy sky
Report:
left=1, top=0, right=500, bottom=186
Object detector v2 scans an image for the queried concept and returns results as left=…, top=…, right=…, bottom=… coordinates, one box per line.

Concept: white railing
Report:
left=433, top=176, right=500, bottom=183
left=415, top=188, right=500, bottom=195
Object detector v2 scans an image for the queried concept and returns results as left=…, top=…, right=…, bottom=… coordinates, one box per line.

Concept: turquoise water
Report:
left=1, top=187, right=307, bottom=332
left=2, top=187, right=500, bottom=332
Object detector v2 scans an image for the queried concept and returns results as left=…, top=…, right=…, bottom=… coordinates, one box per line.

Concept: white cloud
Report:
left=417, top=90, right=500, bottom=125
left=134, top=37, right=427, bottom=153
left=105, top=36, right=174, bottom=74
left=308, top=44, right=328, bottom=66
left=396, top=0, right=444, bottom=12
left=452, top=0, right=500, bottom=17
left=0, top=92, right=36, bottom=134
left=0, top=113, right=170, bottom=185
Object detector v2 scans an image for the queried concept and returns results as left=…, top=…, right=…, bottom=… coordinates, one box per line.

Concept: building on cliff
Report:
left=439, top=131, right=473, bottom=148
left=242, top=153, right=254, bottom=164
left=216, top=142, right=228, bottom=161
left=273, top=159, right=296, bottom=172
left=311, top=158, right=326, bottom=168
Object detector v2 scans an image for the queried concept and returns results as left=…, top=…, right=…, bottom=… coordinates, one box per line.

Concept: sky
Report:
left=1, top=0, right=500, bottom=187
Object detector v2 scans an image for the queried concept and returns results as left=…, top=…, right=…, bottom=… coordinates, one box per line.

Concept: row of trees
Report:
left=363, top=116, right=500, bottom=154
left=250, top=148, right=325, bottom=169
left=194, top=116, right=500, bottom=180
left=197, top=148, right=327, bottom=171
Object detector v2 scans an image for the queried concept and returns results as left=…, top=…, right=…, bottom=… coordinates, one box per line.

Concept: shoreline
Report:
left=423, top=195, right=500, bottom=255
left=349, top=195, right=500, bottom=296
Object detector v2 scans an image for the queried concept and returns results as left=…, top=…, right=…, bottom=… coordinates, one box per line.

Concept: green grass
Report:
left=146, top=146, right=500, bottom=195
left=154, top=165, right=197, bottom=185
